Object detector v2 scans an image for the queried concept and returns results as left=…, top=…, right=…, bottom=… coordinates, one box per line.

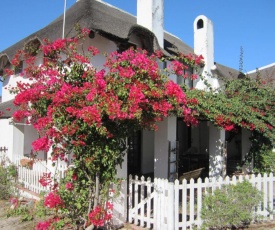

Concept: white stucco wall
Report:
left=82, top=34, right=117, bottom=70
left=2, top=75, right=21, bottom=102
left=0, top=119, right=14, bottom=161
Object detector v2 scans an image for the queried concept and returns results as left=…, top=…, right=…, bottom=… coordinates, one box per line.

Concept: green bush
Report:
left=200, top=180, right=263, bottom=229
left=0, top=163, right=18, bottom=200
left=7, top=164, right=18, bottom=179
left=0, top=165, right=13, bottom=200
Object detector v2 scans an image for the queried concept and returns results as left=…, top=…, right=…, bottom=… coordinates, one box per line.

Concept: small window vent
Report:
left=197, top=19, right=204, bottom=29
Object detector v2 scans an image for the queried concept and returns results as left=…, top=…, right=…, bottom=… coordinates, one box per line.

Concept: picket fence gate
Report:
left=128, top=173, right=275, bottom=230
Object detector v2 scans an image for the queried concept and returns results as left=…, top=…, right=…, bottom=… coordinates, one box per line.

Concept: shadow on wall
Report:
left=209, top=139, right=225, bottom=179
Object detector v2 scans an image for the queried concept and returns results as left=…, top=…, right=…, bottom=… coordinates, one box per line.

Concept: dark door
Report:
left=127, top=130, right=141, bottom=176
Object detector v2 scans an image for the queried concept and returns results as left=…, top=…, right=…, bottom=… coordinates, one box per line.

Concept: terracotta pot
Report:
left=20, top=159, right=34, bottom=169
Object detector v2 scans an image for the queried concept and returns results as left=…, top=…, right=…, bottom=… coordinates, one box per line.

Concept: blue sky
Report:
left=1, top=0, right=274, bottom=96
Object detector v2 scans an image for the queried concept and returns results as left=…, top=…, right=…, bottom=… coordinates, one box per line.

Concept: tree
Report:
left=7, top=28, right=201, bottom=228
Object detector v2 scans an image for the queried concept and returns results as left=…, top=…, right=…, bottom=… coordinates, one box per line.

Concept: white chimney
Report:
left=137, top=0, right=164, bottom=48
left=194, top=15, right=219, bottom=89
left=194, top=15, right=214, bottom=73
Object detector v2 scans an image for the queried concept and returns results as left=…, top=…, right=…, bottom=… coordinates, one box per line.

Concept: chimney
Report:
left=137, top=0, right=164, bottom=48
left=194, top=15, right=214, bottom=72
left=193, top=15, right=218, bottom=89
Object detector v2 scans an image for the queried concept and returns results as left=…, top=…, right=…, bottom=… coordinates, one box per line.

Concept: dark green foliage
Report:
left=249, top=132, right=275, bottom=173
left=200, top=180, right=263, bottom=229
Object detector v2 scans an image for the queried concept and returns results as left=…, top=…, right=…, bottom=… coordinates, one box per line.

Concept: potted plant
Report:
left=20, top=159, right=34, bottom=169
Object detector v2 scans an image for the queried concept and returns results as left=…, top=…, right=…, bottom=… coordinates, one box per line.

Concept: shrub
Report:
left=200, top=180, right=263, bottom=229
left=0, top=165, right=15, bottom=200
left=6, top=164, right=18, bottom=178
left=249, top=132, right=275, bottom=174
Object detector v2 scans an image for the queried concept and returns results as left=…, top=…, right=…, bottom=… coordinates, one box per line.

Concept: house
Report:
left=0, top=0, right=260, bottom=191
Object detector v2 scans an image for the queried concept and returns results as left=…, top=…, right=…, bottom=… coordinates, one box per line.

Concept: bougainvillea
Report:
left=39, top=172, right=52, bottom=187
left=5, top=23, right=274, bottom=227
left=6, top=28, right=200, bottom=228
left=35, top=220, right=51, bottom=230
left=182, top=71, right=275, bottom=174
left=88, top=201, right=113, bottom=227
left=44, top=191, right=63, bottom=209
left=183, top=75, right=275, bottom=145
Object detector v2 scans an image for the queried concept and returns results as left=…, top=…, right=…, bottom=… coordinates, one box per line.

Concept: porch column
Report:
left=154, top=117, right=177, bottom=179
left=12, top=125, right=24, bottom=162
left=141, top=130, right=154, bottom=174
left=208, top=123, right=225, bottom=179
left=241, top=129, right=253, bottom=173
left=114, top=146, right=128, bottom=225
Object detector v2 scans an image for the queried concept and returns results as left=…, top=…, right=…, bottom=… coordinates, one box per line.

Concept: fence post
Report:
left=263, top=173, right=268, bottom=218
left=269, top=173, right=274, bottom=220
left=182, top=179, right=187, bottom=230
left=153, top=178, right=160, bottom=230
left=174, top=179, right=179, bottom=230
left=134, top=175, right=139, bottom=226
left=160, top=179, right=166, bottom=229
left=167, top=181, right=174, bottom=230
left=128, top=175, right=133, bottom=223
left=197, top=178, right=203, bottom=227
left=189, top=179, right=195, bottom=227
left=256, top=174, right=262, bottom=215
left=140, top=176, right=145, bottom=227
left=146, top=177, right=152, bottom=229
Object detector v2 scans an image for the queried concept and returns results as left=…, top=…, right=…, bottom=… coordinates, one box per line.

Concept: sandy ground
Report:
left=0, top=200, right=39, bottom=229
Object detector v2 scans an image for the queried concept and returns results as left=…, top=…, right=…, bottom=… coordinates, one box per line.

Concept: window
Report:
left=184, top=66, right=194, bottom=89
left=14, top=61, right=23, bottom=75
left=177, top=65, right=194, bottom=89
left=117, top=42, right=137, bottom=53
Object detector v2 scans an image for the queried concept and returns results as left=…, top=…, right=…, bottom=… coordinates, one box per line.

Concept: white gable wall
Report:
left=0, top=119, right=14, bottom=162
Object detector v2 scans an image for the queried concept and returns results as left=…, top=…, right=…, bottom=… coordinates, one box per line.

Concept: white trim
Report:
left=247, top=62, right=275, bottom=74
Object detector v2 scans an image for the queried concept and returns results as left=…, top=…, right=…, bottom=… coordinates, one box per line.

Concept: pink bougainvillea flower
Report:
left=72, top=173, right=77, bottom=181
left=39, top=172, right=52, bottom=187
left=32, top=136, right=51, bottom=152
left=65, top=182, right=74, bottom=191
left=44, top=191, right=63, bottom=209
left=35, top=220, right=51, bottom=230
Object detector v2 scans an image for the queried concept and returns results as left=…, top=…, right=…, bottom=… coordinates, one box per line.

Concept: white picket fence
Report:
left=12, top=155, right=68, bottom=195
left=128, top=173, right=275, bottom=230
